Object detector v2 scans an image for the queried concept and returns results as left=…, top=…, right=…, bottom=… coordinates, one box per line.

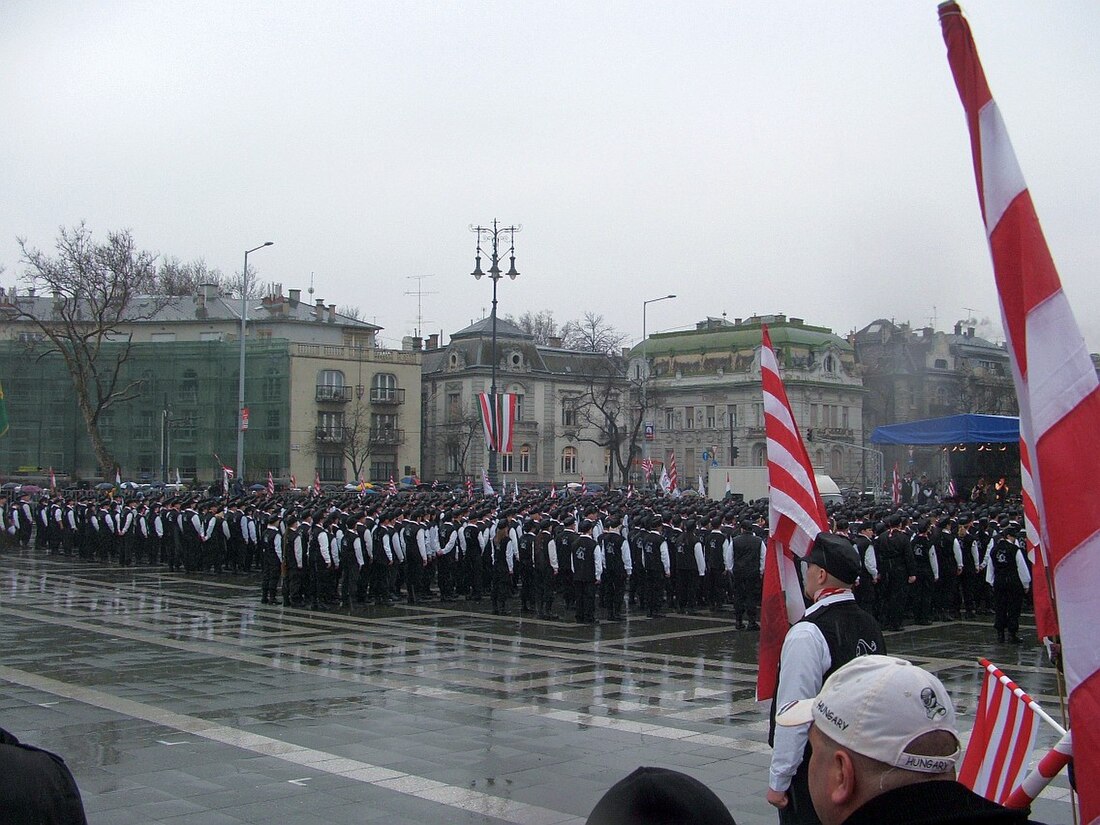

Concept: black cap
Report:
left=800, top=532, right=861, bottom=584
left=586, top=767, right=737, bottom=825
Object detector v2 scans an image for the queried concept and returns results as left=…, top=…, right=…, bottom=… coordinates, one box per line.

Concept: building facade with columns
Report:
left=629, top=314, right=866, bottom=489
left=420, top=318, right=626, bottom=486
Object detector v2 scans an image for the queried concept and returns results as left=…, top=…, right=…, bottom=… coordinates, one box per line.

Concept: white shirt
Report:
left=768, top=591, right=857, bottom=793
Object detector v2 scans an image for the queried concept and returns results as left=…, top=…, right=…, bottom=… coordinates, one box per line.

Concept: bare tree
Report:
left=339, top=304, right=362, bottom=321
left=157, top=257, right=225, bottom=295
left=442, top=400, right=483, bottom=481
left=504, top=309, right=560, bottom=345
left=12, top=224, right=165, bottom=472
left=562, top=355, right=643, bottom=486
left=562, top=312, right=627, bottom=355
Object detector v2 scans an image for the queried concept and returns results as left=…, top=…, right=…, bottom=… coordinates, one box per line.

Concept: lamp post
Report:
left=641, top=294, right=675, bottom=486
left=470, top=219, right=520, bottom=492
left=236, top=241, right=274, bottom=483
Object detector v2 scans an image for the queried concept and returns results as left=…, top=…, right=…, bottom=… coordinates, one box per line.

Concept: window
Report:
left=664, top=408, right=675, bottom=430
left=604, top=449, right=611, bottom=475
left=705, top=406, right=715, bottom=428
left=842, top=406, right=850, bottom=430
left=810, top=404, right=819, bottom=427
left=518, top=444, right=531, bottom=473
left=514, top=394, right=524, bottom=421
left=727, top=404, right=737, bottom=427
left=447, top=449, right=460, bottom=474
left=561, top=447, right=577, bottom=475
left=501, top=453, right=514, bottom=473
left=372, top=412, right=397, bottom=431
left=447, top=392, right=462, bottom=423
left=830, top=448, right=843, bottom=477
left=823, top=354, right=836, bottom=373
left=370, top=461, right=396, bottom=483
left=151, top=332, right=177, bottom=343
left=562, top=399, right=576, bottom=427
left=176, top=411, right=196, bottom=440
left=317, top=453, right=344, bottom=482
left=199, top=331, right=223, bottom=342
left=634, top=364, right=642, bottom=380
left=265, top=409, right=281, bottom=441
left=179, top=369, right=198, bottom=403
left=263, top=367, right=282, bottom=402
left=134, top=411, right=154, bottom=440
left=684, top=406, right=694, bottom=429
left=317, top=369, right=347, bottom=401
left=752, top=444, right=766, bottom=467
left=317, top=411, right=344, bottom=440
left=371, top=373, right=397, bottom=402
left=754, top=403, right=763, bottom=427
left=180, top=456, right=197, bottom=479
left=934, top=358, right=949, bottom=369
left=319, top=369, right=345, bottom=388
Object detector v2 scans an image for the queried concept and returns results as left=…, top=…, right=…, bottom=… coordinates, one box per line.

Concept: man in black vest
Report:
left=731, top=520, right=765, bottom=630
left=767, top=532, right=886, bottom=825
left=571, top=520, right=602, bottom=624
left=986, top=522, right=1030, bottom=644
left=599, top=516, right=630, bottom=621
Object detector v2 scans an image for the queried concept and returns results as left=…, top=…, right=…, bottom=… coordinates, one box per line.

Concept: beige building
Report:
left=630, top=314, right=866, bottom=487
left=0, top=283, right=420, bottom=484
left=420, top=318, right=626, bottom=486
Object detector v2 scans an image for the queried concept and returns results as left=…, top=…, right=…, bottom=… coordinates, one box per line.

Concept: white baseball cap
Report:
left=775, top=655, right=960, bottom=774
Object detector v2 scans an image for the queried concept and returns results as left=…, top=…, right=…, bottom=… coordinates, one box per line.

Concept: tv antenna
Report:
left=404, top=275, right=438, bottom=338
left=962, top=306, right=977, bottom=325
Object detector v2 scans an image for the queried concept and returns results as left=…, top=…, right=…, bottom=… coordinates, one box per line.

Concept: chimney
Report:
left=622, top=347, right=631, bottom=359
left=327, top=303, right=336, bottom=323
left=954, top=322, right=962, bottom=335
left=402, top=335, right=414, bottom=350
left=922, top=327, right=933, bottom=339
left=314, top=298, right=324, bottom=320
left=288, top=288, right=300, bottom=306
left=196, top=287, right=206, bottom=311
left=734, top=318, right=742, bottom=325
left=411, top=336, right=423, bottom=351
left=427, top=333, right=439, bottom=350
left=790, top=317, right=803, bottom=327
left=967, top=327, right=975, bottom=338
left=548, top=335, right=563, bottom=348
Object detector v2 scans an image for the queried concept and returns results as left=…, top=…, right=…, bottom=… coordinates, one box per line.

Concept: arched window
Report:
left=518, top=444, right=532, bottom=473
left=823, top=354, right=837, bottom=373
left=561, top=447, right=577, bottom=475
left=752, top=443, right=766, bottom=467
left=317, top=369, right=347, bottom=402
left=371, top=373, right=397, bottom=402
left=830, top=448, right=843, bottom=477
left=815, top=449, right=825, bottom=468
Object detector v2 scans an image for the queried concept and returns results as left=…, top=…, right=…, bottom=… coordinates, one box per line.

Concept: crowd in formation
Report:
left=0, top=483, right=1036, bottom=640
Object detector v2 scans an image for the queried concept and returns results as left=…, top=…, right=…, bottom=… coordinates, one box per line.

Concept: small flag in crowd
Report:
left=289, top=473, right=296, bottom=489
left=481, top=467, right=495, bottom=496
left=267, top=471, right=275, bottom=495
left=891, top=462, right=902, bottom=507
left=581, top=475, right=588, bottom=495
left=697, top=474, right=706, bottom=497
left=946, top=478, right=957, bottom=498
left=465, top=476, right=474, bottom=498
left=668, top=452, right=678, bottom=493
left=550, top=482, right=557, bottom=498
left=313, top=472, right=321, bottom=495
left=388, top=475, right=398, bottom=495
left=640, top=457, right=654, bottom=480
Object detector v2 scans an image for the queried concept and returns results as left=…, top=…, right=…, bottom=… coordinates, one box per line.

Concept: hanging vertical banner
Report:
left=477, top=393, right=517, bottom=452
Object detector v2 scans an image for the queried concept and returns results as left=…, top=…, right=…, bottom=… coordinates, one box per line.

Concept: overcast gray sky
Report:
left=3, top=1, right=1098, bottom=351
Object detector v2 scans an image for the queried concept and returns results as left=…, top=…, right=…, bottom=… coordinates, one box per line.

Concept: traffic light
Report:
left=730, top=446, right=739, bottom=461
left=806, top=429, right=814, bottom=442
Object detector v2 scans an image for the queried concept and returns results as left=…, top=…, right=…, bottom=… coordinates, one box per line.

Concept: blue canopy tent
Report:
left=869, top=414, right=1019, bottom=446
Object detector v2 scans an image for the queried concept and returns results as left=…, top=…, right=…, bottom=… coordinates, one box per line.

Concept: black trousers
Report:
left=574, top=579, right=596, bottom=622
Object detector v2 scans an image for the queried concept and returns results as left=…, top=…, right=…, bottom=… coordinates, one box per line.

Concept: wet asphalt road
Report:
left=0, top=549, right=1073, bottom=824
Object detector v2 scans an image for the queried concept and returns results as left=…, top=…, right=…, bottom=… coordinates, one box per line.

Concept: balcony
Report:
left=369, top=427, right=406, bottom=446
left=315, top=427, right=349, bottom=444
left=370, top=387, right=406, bottom=405
left=316, top=385, right=352, bottom=403
left=514, top=419, right=539, bottom=433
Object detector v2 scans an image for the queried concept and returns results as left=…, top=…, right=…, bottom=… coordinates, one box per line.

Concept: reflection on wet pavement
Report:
left=0, top=550, right=1072, bottom=824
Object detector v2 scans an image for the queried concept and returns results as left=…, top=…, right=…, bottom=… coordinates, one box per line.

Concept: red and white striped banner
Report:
left=668, top=452, right=678, bottom=493
left=1021, top=438, right=1058, bottom=640
left=958, top=659, right=1047, bottom=804
left=941, top=5, right=1100, bottom=818
left=1005, top=730, right=1073, bottom=810
left=313, top=472, right=321, bottom=495
left=640, top=457, right=654, bottom=479
left=266, top=471, right=275, bottom=495
left=891, top=462, right=902, bottom=507
left=757, top=324, right=827, bottom=701
left=477, top=392, right=518, bottom=453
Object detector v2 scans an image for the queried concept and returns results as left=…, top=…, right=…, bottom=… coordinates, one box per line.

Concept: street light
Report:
left=470, top=219, right=520, bottom=491
left=236, top=241, right=274, bottom=483
left=641, top=294, right=676, bottom=485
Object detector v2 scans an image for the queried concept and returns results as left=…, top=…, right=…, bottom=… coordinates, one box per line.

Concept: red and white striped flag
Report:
left=313, top=472, right=321, bottom=495
left=947, top=478, right=957, bottom=498
left=580, top=475, right=588, bottom=495
left=477, top=392, right=518, bottom=453
left=549, top=481, right=557, bottom=498
left=49, top=467, right=56, bottom=490
left=266, top=470, right=275, bottom=495
left=465, top=476, right=474, bottom=498
left=958, top=659, right=1042, bottom=805
left=1021, top=439, right=1057, bottom=641
left=757, top=324, right=828, bottom=701
left=388, top=475, right=398, bottom=495
left=891, top=462, right=902, bottom=507
left=941, top=5, right=1100, bottom=818
left=641, top=457, right=654, bottom=480
left=667, top=452, right=678, bottom=493
left=289, top=473, right=296, bottom=489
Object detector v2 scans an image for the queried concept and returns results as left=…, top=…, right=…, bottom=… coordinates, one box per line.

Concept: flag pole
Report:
left=1004, top=730, right=1073, bottom=810
left=979, top=659, right=1066, bottom=736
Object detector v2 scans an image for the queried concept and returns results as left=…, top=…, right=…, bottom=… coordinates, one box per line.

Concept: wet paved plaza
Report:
left=0, top=550, right=1074, bottom=824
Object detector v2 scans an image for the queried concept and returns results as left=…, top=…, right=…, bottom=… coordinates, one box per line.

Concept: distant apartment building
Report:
left=0, top=284, right=420, bottom=484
